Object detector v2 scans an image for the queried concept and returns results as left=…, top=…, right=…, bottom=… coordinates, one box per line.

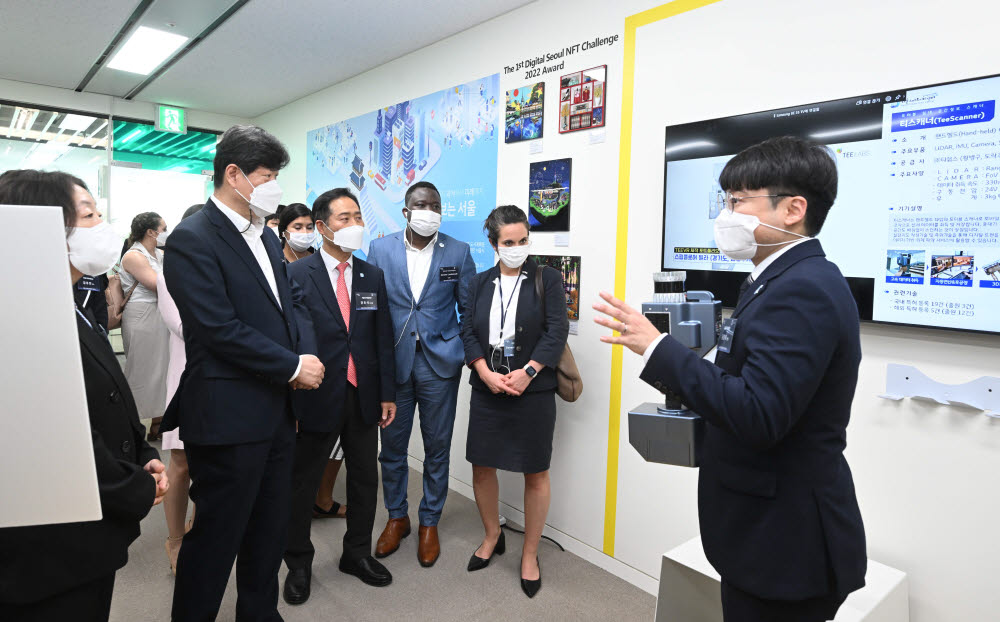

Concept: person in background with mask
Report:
left=278, top=202, right=317, bottom=263
left=366, top=181, right=476, bottom=567
left=119, top=211, right=170, bottom=441
left=265, top=211, right=280, bottom=233
left=460, top=205, right=568, bottom=598
left=282, top=188, right=396, bottom=605
left=593, top=136, right=866, bottom=622
left=0, top=170, right=167, bottom=621
left=158, top=203, right=203, bottom=575
left=161, top=125, right=325, bottom=621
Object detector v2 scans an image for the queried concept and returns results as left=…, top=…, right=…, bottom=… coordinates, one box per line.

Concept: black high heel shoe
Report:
left=520, top=556, right=541, bottom=598
left=467, top=530, right=506, bottom=572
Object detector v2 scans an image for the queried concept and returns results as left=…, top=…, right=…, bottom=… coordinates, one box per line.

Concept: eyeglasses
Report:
left=715, top=191, right=794, bottom=215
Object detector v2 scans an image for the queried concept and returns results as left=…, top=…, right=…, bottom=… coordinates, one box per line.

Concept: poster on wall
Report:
left=559, top=65, right=606, bottom=133
left=531, top=254, right=582, bottom=335
left=528, top=158, right=571, bottom=232
left=505, top=83, right=545, bottom=143
left=306, top=74, right=500, bottom=270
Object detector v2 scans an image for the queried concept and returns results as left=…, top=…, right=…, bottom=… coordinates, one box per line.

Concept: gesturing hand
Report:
left=593, top=291, right=663, bottom=356
left=380, top=402, right=397, bottom=429
left=293, top=355, right=325, bottom=390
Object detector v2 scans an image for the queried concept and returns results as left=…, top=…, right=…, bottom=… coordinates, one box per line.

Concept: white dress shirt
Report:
left=641, top=237, right=813, bottom=366
left=405, top=230, right=437, bottom=304
left=489, top=273, right=523, bottom=346
left=321, top=247, right=353, bottom=301
left=213, top=194, right=302, bottom=381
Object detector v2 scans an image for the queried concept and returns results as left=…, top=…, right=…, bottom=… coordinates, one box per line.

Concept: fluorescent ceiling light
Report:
left=60, top=114, right=96, bottom=132
left=664, top=140, right=716, bottom=155
left=810, top=123, right=883, bottom=139
left=107, top=26, right=188, bottom=75
left=120, top=129, right=144, bottom=143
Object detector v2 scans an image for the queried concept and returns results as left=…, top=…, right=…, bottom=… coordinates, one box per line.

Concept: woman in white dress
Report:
left=158, top=204, right=202, bottom=574
left=119, top=212, right=170, bottom=436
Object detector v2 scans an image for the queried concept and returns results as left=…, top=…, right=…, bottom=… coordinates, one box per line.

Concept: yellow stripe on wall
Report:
left=604, top=0, right=724, bottom=557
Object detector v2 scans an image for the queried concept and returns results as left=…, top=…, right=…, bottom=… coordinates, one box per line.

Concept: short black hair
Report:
left=278, top=203, right=312, bottom=237
left=718, top=136, right=838, bottom=236
left=0, top=169, right=87, bottom=229
left=405, top=181, right=440, bottom=206
left=213, top=125, right=290, bottom=189
left=312, top=188, right=360, bottom=223
left=484, top=205, right=529, bottom=246
left=182, top=204, right=203, bottom=220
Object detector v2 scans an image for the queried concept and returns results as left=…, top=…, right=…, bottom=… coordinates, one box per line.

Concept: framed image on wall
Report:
left=530, top=254, right=582, bottom=334
left=505, top=83, right=545, bottom=143
left=528, top=158, right=571, bottom=232
left=559, top=65, right=607, bottom=134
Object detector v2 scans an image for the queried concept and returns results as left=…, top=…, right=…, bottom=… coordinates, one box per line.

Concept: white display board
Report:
left=0, top=205, right=101, bottom=528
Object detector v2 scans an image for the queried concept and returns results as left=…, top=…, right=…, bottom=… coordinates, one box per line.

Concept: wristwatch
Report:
left=523, top=364, right=537, bottom=378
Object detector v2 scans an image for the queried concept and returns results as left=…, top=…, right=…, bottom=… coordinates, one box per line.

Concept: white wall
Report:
left=0, top=77, right=249, bottom=131
left=256, top=1, right=1000, bottom=620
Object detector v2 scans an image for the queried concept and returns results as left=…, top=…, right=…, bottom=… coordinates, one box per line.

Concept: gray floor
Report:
left=111, top=443, right=655, bottom=621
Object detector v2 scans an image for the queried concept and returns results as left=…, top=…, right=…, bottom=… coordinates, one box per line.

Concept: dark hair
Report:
left=718, top=136, right=838, bottom=236
left=264, top=211, right=280, bottom=224
left=182, top=204, right=203, bottom=220
left=404, top=180, right=440, bottom=206
left=0, top=169, right=87, bottom=229
left=278, top=202, right=312, bottom=244
left=121, top=211, right=162, bottom=257
left=213, top=125, right=290, bottom=189
left=312, top=188, right=360, bottom=223
left=483, top=205, right=529, bottom=246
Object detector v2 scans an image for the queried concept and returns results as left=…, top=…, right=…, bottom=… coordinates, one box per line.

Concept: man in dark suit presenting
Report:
left=162, top=125, right=325, bottom=621
left=595, top=136, right=866, bottom=622
left=282, top=188, right=397, bottom=605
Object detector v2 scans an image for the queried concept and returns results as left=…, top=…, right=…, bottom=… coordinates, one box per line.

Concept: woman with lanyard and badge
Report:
left=460, top=205, right=568, bottom=598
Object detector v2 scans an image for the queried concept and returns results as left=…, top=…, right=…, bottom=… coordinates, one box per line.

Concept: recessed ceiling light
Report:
left=107, top=26, right=188, bottom=75
left=60, top=114, right=96, bottom=132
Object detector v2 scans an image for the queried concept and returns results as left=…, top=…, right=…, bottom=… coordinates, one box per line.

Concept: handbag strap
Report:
left=535, top=264, right=546, bottom=322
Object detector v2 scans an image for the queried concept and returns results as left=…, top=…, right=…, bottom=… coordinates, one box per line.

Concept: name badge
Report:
left=503, top=337, right=516, bottom=358
left=439, top=266, right=459, bottom=282
left=717, top=318, right=738, bottom=354
left=77, top=276, right=101, bottom=292
left=354, top=291, right=378, bottom=311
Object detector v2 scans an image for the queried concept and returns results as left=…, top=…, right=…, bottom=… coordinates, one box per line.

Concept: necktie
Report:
left=337, top=262, right=358, bottom=387
left=737, top=274, right=755, bottom=304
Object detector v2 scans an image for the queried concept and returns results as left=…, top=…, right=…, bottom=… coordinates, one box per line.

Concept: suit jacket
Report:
left=461, top=259, right=568, bottom=393
left=73, top=274, right=109, bottom=332
left=287, top=251, right=395, bottom=431
left=640, top=239, right=867, bottom=600
left=0, top=314, right=158, bottom=604
left=161, top=198, right=315, bottom=445
left=366, top=230, right=476, bottom=383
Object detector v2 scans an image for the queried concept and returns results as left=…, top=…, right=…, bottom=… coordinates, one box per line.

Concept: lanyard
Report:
left=497, top=273, right=523, bottom=337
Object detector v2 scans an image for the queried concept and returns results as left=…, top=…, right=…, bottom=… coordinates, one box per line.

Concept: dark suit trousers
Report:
left=285, top=384, right=378, bottom=569
left=171, top=416, right=295, bottom=622
left=721, top=580, right=847, bottom=622
left=0, top=572, right=114, bottom=622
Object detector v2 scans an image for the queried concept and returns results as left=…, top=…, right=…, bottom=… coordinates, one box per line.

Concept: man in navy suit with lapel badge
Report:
left=282, top=188, right=397, bottom=604
left=365, top=181, right=477, bottom=567
left=162, top=125, right=325, bottom=622
left=595, top=136, right=866, bottom=622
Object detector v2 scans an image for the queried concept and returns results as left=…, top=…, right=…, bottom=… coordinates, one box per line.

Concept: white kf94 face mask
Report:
left=407, top=210, right=441, bottom=237
left=713, top=208, right=808, bottom=261
left=68, top=222, right=122, bottom=276
left=285, top=231, right=317, bottom=252
left=332, top=225, right=365, bottom=253
left=236, top=169, right=283, bottom=219
left=498, top=243, right=531, bottom=269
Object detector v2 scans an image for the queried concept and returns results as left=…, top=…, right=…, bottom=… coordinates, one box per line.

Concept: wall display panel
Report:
left=505, top=82, right=545, bottom=143
left=528, top=157, right=572, bottom=232
left=661, top=72, right=1000, bottom=333
left=531, top=254, right=582, bottom=335
left=307, top=74, right=500, bottom=270
left=559, top=65, right=607, bottom=133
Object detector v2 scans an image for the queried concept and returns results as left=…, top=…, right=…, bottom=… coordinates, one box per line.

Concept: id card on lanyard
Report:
left=498, top=274, right=523, bottom=356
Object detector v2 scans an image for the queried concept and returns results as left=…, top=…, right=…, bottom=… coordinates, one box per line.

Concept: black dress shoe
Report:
left=521, top=556, right=541, bottom=598
left=339, top=555, right=392, bottom=587
left=467, top=530, right=505, bottom=572
left=283, top=567, right=311, bottom=605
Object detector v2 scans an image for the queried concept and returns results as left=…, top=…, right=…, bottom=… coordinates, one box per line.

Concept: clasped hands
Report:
left=475, top=361, right=535, bottom=396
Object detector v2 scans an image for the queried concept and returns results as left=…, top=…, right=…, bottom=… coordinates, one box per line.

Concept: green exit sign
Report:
left=156, top=105, right=186, bottom=134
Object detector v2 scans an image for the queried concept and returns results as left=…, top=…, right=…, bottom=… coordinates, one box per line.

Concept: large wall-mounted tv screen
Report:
left=662, top=73, right=1000, bottom=333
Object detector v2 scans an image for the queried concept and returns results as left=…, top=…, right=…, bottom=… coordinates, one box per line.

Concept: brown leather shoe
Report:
left=417, top=525, right=440, bottom=567
left=375, top=517, right=411, bottom=558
